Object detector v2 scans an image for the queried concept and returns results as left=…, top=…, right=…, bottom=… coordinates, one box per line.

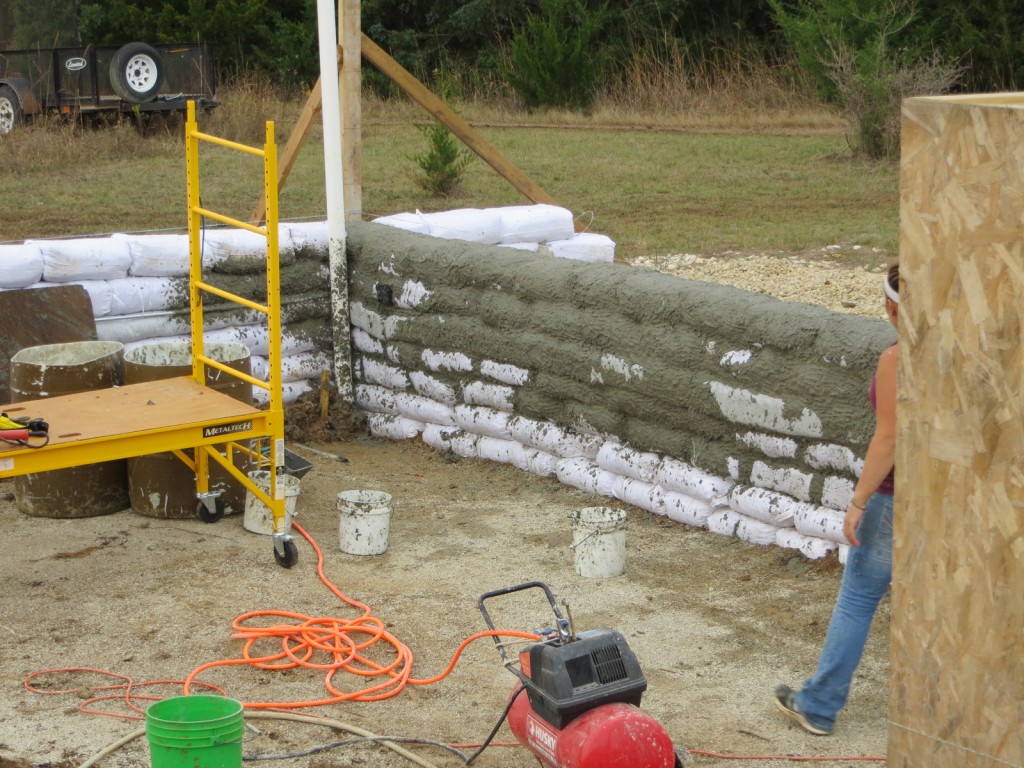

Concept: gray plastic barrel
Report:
left=11, top=340, right=128, bottom=518
left=123, top=342, right=254, bottom=519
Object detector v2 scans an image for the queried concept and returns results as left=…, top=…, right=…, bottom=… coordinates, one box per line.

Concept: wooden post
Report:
left=892, top=93, right=1024, bottom=767
left=360, top=33, right=560, bottom=208
left=340, top=0, right=363, bottom=220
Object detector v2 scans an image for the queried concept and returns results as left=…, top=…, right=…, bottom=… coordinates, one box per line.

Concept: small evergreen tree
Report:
left=411, top=122, right=471, bottom=197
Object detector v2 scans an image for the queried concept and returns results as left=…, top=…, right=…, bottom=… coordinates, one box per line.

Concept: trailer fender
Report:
left=0, top=77, right=42, bottom=115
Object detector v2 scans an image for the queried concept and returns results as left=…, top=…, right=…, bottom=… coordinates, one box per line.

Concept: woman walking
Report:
left=774, top=263, right=900, bottom=735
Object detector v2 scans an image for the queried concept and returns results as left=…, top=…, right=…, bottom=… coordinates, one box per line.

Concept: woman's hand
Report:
left=844, top=503, right=864, bottom=547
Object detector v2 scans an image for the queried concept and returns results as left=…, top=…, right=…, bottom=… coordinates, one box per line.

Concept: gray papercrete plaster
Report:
left=342, top=221, right=895, bottom=505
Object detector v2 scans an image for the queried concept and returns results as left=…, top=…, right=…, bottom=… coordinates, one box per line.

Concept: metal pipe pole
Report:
left=315, top=0, right=353, bottom=399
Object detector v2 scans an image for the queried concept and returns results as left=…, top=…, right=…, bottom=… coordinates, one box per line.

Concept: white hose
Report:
left=76, top=712, right=442, bottom=768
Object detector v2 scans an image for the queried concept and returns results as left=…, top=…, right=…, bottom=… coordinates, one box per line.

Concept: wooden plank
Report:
left=360, top=33, right=562, bottom=210
left=0, top=378, right=264, bottom=476
left=892, top=93, right=1024, bottom=768
left=340, top=0, right=363, bottom=220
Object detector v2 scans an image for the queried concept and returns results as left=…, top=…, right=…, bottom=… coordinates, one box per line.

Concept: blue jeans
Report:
left=796, top=492, right=893, bottom=731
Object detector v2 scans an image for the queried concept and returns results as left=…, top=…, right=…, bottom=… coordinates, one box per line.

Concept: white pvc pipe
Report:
left=316, top=0, right=353, bottom=398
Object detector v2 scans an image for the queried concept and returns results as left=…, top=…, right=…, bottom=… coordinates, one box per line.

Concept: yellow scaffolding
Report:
left=0, top=101, right=297, bottom=567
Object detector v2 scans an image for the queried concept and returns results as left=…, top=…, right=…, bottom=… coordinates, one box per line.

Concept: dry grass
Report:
left=0, top=61, right=896, bottom=261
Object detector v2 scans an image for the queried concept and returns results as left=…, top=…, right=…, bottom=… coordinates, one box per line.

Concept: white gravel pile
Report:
left=628, top=246, right=894, bottom=320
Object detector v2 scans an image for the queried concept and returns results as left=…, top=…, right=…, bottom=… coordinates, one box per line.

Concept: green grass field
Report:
left=0, top=95, right=898, bottom=264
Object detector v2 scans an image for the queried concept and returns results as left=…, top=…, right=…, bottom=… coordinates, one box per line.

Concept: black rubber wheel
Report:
left=0, top=85, right=23, bottom=136
left=109, top=43, right=164, bottom=103
left=274, top=539, right=299, bottom=569
left=197, top=497, right=225, bottom=524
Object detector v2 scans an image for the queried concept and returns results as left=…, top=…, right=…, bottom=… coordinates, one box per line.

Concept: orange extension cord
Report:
left=26, top=521, right=539, bottom=717
left=24, top=523, right=887, bottom=763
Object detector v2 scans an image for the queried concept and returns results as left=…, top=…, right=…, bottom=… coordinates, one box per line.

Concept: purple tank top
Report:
left=869, top=369, right=895, bottom=496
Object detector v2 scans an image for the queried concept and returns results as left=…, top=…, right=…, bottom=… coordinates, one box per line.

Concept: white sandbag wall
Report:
left=344, top=220, right=896, bottom=563
left=1, top=222, right=335, bottom=403
left=372, top=204, right=615, bottom=262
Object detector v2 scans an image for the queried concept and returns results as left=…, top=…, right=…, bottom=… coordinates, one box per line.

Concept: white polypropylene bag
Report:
left=367, top=413, right=424, bottom=440
left=547, top=233, right=615, bottom=263
left=495, top=204, right=575, bottom=244
left=115, top=233, right=190, bottom=277
left=0, top=243, right=44, bottom=288
left=286, top=221, right=329, bottom=253
left=36, top=237, right=133, bottom=282
left=476, top=436, right=523, bottom=465
left=508, top=416, right=602, bottom=459
left=251, top=378, right=312, bottom=406
left=613, top=477, right=665, bottom=515
left=775, top=529, right=838, bottom=560
left=64, top=280, right=113, bottom=317
left=355, top=384, right=398, bottom=414
left=663, top=492, right=713, bottom=528
left=359, top=356, right=411, bottom=390
left=793, top=503, right=850, bottom=545
left=555, top=457, right=617, bottom=497
left=421, top=423, right=479, bottom=457
left=462, top=381, right=515, bottom=411
left=656, top=457, right=734, bottom=501
left=279, top=350, right=332, bottom=383
left=706, top=509, right=779, bottom=546
left=454, top=404, right=513, bottom=438
left=352, top=327, right=384, bottom=355
left=409, top=371, right=457, bottom=404
left=596, top=442, right=660, bottom=483
left=107, top=276, right=183, bottom=316
left=395, top=392, right=457, bottom=425
left=97, top=315, right=190, bottom=344
left=727, top=485, right=797, bottom=527
left=511, top=447, right=559, bottom=478
left=426, top=208, right=503, bottom=244
left=199, top=228, right=271, bottom=267
left=372, top=211, right=430, bottom=235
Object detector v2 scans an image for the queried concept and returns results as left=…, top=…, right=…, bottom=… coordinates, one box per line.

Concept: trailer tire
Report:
left=109, top=43, right=164, bottom=104
left=0, top=85, right=23, bottom=135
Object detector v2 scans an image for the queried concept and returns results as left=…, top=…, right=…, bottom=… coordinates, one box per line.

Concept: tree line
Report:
left=4, top=0, right=1023, bottom=158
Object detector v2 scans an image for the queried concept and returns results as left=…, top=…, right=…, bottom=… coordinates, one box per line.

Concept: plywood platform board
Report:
left=892, top=94, right=1024, bottom=767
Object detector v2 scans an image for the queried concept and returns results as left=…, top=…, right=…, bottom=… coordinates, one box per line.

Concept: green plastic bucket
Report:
left=146, top=695, right=244, bottom=768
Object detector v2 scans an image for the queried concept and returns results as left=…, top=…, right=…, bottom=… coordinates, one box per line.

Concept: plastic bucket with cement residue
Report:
left=571, top=507, right=627, bottom=578
left=243, top=470, right=300, bottom=535
left=123, top=342, right=254, bottom=519
left=337, top=490, right=393, bottom=555
left=145, top=695, right=244, bottom=768
left=11, top=340, right=128, bottom=518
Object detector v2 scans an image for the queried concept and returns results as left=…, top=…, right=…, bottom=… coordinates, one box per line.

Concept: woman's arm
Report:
left=844, top=343, right=898, bottom=546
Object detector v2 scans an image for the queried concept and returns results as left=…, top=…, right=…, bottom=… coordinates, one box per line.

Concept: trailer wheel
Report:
left=0, top=85, right=23, bottom=135
left=109, top=43, right=164, bottom=103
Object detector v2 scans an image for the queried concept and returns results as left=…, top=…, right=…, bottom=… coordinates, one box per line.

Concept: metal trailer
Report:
left=0, top=42, right=217, bottom=134
left=0, top=101, right=297, bottom=568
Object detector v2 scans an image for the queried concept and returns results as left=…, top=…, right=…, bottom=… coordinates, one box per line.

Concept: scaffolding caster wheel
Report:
left=196, top=494, right=225, bottom=523
left=273, top=533, right=298, bottom=569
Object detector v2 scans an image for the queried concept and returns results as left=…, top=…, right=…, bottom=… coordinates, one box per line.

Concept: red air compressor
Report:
left=479, top=582, right=685, bottom=768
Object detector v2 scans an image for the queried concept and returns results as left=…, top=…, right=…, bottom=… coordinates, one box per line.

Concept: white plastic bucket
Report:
left=571, top=506, right=627, bottom=578
left=337, top=490, right=393, bottom=555
left=244, top=471, right=300, bottom=535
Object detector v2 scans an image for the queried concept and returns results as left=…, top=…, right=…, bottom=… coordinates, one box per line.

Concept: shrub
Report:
left=771, top=0, right=965, bottom=159
left=502, top=0, right=610, bottom=112
left=411, top=122, right=472, bottom=197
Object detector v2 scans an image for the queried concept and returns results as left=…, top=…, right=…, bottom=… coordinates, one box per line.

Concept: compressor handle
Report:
left=478, top=581, right=571, bottom=664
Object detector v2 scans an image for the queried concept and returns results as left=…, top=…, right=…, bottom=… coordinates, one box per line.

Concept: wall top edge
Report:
left=906, top=92, right=1024, bottom=108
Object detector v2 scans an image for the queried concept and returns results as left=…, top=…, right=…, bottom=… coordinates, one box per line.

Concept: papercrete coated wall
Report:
left=345, top=221, right=898, bottom=562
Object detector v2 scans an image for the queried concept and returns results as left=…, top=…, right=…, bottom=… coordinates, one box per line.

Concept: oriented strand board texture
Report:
left=892, top=95, right=1024, bottom=767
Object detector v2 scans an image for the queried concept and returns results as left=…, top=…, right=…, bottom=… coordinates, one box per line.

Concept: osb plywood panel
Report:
left=892, top=95, right=1024, bottom=767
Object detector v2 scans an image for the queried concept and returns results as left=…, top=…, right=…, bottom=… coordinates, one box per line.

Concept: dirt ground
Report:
left=0, top=393, right=889, bottom=768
